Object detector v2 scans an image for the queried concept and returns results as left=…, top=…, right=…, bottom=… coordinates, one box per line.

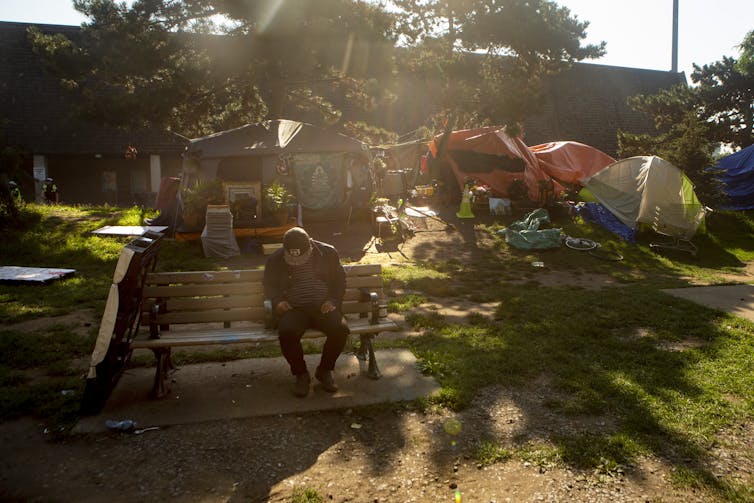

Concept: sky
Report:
left=0, top=0, right=752, bottom=79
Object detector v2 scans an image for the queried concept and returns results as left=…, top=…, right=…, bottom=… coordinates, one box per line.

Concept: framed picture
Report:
left=224, top=181, right=262, bottom=216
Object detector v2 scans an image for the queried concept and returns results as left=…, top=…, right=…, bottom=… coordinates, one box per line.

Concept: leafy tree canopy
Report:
left=618, top=30, right=754, bottom=206
left=30, top=0, right=605, bottom=141
left=391, top=0, right=605, bottom=131
left=30, top=0, right=400, bottom=140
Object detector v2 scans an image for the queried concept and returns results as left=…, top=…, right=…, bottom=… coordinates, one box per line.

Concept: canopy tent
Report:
left=582, top=156, right=706, bottom=240
left=185, top=120, right=372, bottom=215
left=427, top=126, right=559, bottom=204
left=712, top=144, right=754, bottom=210
left=529, top=141, right=615, bottom=188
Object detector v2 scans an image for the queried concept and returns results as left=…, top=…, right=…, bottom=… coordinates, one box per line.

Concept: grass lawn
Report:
left=1, top=203, right=753, bottom=499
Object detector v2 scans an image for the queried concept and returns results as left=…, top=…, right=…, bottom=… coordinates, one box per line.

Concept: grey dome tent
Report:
left=582, top=156, right=706, bottom=252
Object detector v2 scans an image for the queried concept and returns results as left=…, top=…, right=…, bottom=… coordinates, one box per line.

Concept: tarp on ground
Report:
left=529, top=141, right=615, bottom=187
left=497, top=208, right=563, bottom=250
left=573, top=202, right=637, bottom=243
left=712, top=143, right=754, bottom=210
left=428, top=126, right=560, bottom=204
left=582, top=156, right=706, bottom=239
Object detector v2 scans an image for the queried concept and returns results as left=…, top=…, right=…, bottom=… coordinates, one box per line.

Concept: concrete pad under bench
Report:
left=74, top=349, right=439, bottom=433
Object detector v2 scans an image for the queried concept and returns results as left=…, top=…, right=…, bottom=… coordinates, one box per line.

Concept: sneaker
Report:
left=315, top=367, right=338, bottom=393
left=293, top=372, right=310, bottom=398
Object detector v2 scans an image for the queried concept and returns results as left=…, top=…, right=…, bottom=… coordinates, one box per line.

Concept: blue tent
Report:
left=715, top=144, right=754, bottom=210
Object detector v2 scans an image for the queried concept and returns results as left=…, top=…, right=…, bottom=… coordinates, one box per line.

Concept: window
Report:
left=102, top=171, right=117, bottom=192
left=130, top=167, right=148, bottom=193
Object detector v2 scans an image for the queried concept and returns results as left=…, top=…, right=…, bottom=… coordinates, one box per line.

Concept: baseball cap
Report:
left=283, top=227, right=312, bottom=266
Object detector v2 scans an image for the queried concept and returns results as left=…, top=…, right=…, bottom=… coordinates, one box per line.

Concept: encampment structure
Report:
left=529, top=141, right=616, bottom=192
left=184, top=120, right=372, bottom=221
left=2, top=20, right=686, bottom=206
left=713, top=144, right=754, bottom=210
left=427, top=126, right=557, bottom=205
left=582, top=156, right=706, bottom=241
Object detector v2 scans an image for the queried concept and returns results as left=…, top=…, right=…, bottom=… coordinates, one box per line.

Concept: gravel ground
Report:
left=1, top=400, right=751, bottom=502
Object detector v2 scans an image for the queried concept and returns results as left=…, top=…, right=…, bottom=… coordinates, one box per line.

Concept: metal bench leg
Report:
left=358, top=333, right=382, bottom=380
left=150, top=348, right=173, bottom=398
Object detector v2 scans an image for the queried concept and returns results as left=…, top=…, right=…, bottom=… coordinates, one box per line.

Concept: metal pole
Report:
left=672, top=0, right=679, bottom=72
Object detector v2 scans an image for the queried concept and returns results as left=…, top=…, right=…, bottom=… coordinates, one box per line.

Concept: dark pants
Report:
left=278, top=306, right=350, bottom=375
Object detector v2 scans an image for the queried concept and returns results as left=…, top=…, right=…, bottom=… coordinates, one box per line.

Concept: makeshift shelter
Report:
left=529, top=141, right=615, bottom=191
left=145, top=177, right=182, bottom=235
left=712, top=144, right=754, bottom=210
left=184, top=120, right=372, bottom=218
left=427, top=126, right=559, bottom=204
left=581, top=156, right=706, bottom=241
left=371, top=139, right=429, bottom=198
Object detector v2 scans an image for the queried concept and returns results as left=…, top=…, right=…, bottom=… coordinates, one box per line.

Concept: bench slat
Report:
left=153, top=307, right=266, bottom=325
left=145, top=269, right=265, bottom=285
left=344, top=276, right=383, bottom=289
left=130, top=318, right=399, bottom=349
left=143, top=282, right=264, bottom=298
left=343, top=288, right=384, bottom=301
left=142, top=301, right=379, bottom=327
left=142, top=286, right=383, bottom=304
left=144, top=264, right=383, bottom=286
left=142, top=294, right=263, bottom=312
left=143, top=277, right=380, bottom=298
left=343, top=264, right=382, bottom=276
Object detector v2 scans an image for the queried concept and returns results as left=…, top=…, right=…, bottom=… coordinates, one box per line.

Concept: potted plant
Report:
left=181, top=179, right=225, bottom=230
left=263, top=180, right=295, bottom=226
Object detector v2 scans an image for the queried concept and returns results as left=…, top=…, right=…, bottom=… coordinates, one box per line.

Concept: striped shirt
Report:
left=287, top=260, right=328, bottom=307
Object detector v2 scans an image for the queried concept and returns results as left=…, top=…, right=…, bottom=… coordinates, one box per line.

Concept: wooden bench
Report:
left=131, top=263, right=399, bottom=397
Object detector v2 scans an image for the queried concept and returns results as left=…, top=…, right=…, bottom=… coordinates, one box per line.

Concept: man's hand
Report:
left=321, top=300, right=336, bottom=314
left=275, top=300, right=292, bottom=315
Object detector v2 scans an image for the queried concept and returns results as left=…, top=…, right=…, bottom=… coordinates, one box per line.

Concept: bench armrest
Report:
left=149, top=303, right=160, bottom=339
left=358, top=288, right=382, bottom=324
left=369, top=292, right=380, bottom=325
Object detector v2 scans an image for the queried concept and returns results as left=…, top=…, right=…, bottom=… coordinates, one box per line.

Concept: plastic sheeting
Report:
left=497, top=208, right=563, bottom=250
left=428, top=126, right=560, bottom=204
left=529, top=141, right=615, bottom=186
left=574, top=202, right=637, bottom=243
left=201, top=206, right=240, bottom=258
left=713, top=144, right=754, bottom=210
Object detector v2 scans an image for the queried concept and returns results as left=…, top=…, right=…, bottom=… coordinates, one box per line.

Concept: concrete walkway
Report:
left=74, top=349, right=439, bottom=433
left=662, top=284, right=754, bottom=322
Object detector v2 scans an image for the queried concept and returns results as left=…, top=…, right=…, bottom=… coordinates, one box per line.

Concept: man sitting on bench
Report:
left=263, top=227, right=350, bottom=397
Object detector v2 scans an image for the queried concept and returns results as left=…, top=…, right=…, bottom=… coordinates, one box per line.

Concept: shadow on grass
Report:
left=404, top=283, right=752, bottom=499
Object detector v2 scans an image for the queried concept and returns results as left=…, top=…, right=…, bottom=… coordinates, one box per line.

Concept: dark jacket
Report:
left=263, top=239, right=346, bottom=311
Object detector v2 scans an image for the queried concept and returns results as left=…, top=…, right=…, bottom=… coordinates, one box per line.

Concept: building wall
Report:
left=45, top=154, right=183, bottom=206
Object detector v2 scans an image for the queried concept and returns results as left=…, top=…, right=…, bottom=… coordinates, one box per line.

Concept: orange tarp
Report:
left=430, top=126, right=559, bottom=203
left=529, top=141, right=615, bottom=186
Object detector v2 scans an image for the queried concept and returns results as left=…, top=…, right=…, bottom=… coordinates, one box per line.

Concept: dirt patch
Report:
left=513, top=270, right=624, bottom=290
left=405, top=298, right=499, bottom=325
left=2, top=406, right=750, bottom=502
